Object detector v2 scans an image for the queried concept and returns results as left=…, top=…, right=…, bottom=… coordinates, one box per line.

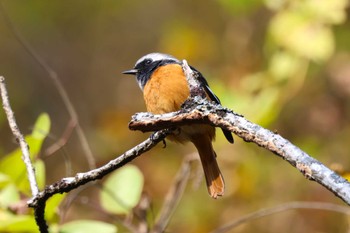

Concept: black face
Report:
left=136, top=58, right=158, bottom=74
left=132, top=58, right=179, bottom=90
left=122, top=53, right=180, bottom=89
left=133, top=58, right=160, bottom=89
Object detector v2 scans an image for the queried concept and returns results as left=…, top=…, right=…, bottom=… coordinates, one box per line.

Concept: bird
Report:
left=122, top=53, right=233, bottom=198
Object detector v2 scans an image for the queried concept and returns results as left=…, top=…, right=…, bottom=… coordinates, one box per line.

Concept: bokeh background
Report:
left=0, top=0, right=350, bottom=232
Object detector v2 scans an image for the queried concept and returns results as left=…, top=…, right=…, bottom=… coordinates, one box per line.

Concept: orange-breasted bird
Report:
left=123, top=53, right=233, bottom=198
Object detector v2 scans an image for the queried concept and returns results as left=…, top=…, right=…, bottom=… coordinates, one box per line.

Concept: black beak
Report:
left=122, top=69, right=138, bottom=75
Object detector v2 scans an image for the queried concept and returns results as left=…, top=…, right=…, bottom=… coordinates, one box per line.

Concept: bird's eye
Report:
left=145, top=59, right=152, bottom=65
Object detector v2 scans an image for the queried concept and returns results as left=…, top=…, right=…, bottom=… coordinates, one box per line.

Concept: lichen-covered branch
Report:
left=129, top=97, right=350, bottom=205
left=27, top=129, right=172, bottom=232
left=128, top=60, right=350, bottom=206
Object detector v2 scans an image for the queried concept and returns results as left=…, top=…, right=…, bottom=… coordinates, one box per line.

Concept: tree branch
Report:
left=0, top=76, right=39, bottom=196
left=129, top=98, right=350, bottom=205
left=128, top=60, right=350, bottom=206
left=27, top=129, right=173, bottom=232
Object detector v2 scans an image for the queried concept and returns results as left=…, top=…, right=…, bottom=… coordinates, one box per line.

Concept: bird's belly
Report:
left=168, top=124, right=215, bottom=143
left=143, top=64, right=215, bottom=143
left=143, top=64, right=189, bottom=113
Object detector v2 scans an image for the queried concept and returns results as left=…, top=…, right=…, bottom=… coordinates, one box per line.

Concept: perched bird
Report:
left=123, top=53, right=233, bottom=198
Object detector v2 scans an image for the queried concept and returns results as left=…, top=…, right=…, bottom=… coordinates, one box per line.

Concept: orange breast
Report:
left=143, top=63, right=215, bottom=143
left=143, top=64, right=189, bottom=114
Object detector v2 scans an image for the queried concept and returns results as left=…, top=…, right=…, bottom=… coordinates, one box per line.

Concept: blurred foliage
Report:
left=0, top=114, right=54, bottom=232
left=100, top=165, right=144, bottom=215
left=58, top=220, right=117, bottom=233
left=0, top=0, right=350, bottom=232
left=59, top=220, right=117, bottom=233
left=0, top=113, right=50, bottom=194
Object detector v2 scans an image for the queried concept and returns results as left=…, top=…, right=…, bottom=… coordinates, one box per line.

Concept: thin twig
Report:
left=45, top=119, right=76, bottom=156
left=0, top=76, right=39, bottom=196
left=211, top=201, right=350, bottom=233
left=45, top=119, right=76, bottom=177
left=28, top=129, right=173, bottom=233
left=0, top=2, right=96, bottom=170
left=152, top=153, right=197, bottom=233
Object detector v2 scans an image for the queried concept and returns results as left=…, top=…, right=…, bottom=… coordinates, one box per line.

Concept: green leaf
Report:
left=59, top=220, right=117, bottom=233
left=31, top=113, right=51, bottom=140
left=34, top=159, right=46, bottom=190
left=0, top=173, right=10, bottom=189
left=46, top=193, right=66, bottom=223
left=10, top=158, right=46, bottom=195
left=0, top=184, right=20, bottom=208
left=0, top=113, right=50, bottom=195
left=100, top=165, right=144, bottom=214
left=8, top=158, right=45, bottom=196
left=0, top=213, right=38, bottom=232
left=0, top=148, right=27, bottom=190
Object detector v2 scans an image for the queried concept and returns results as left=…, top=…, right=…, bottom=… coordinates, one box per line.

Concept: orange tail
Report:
left=192, top=135, right=225, bottom=198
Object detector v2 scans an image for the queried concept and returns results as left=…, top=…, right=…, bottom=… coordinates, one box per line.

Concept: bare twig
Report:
left=134, top=193, right=151, bottom=233
left=211, top=201, right=350, bottom=233
left=45, top=119, right=76, bottom=156
left=0, top=2, right=96, bottom=170
left=0, top=76, right=39, bottom=196
left=28, top=129, right=173, bottom=233
left=44, top=119, right=76, bottom=177
left=152, top=153, right=197, bottom=233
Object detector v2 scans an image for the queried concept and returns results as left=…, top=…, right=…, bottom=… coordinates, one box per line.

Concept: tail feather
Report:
left=192, top=135, right=225, bottom=198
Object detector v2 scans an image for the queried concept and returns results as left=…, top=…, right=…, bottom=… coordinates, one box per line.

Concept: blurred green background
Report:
left=0, top=0, right=349, bottom=232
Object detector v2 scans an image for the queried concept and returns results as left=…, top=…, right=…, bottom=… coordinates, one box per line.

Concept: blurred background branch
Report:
left=152, top=153, right=197, bottom=233
left=0, top=1, right=96, bottom=170
left=211, top=201, right=350, bottom=233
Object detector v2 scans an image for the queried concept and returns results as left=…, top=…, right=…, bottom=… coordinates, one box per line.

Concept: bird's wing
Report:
left=190, top=66, right=234, bottom=144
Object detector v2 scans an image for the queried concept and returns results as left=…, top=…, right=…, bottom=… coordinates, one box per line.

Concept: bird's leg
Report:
left=149, top=131, right=167, bottom=147
left=161, top=139, right=167, bottom=148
